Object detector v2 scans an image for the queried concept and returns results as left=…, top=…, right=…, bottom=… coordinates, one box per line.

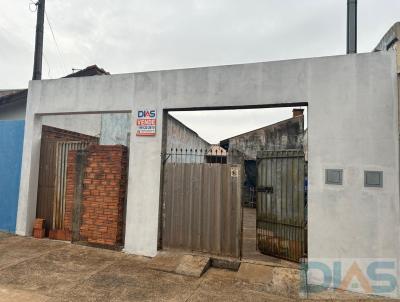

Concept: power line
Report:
left=43, top=52, right=52, bottom=78
left=45, top=11, right=68, bottom=74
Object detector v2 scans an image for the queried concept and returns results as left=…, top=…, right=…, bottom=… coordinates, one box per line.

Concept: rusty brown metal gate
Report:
left=256, top=150, right=306, bottom=262
left=162, top=160, right=242, bottom=258
left=36, top=140, right=91, bottom=232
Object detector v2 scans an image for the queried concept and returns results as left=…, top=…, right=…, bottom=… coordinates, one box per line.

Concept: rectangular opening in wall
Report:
left=364, top=171, right=383, bottom=188
left=34, top=112, right=131, bottom=249
left=325, top=169, right=343, bottom=185
left=159, top=105, right=308, bottom=263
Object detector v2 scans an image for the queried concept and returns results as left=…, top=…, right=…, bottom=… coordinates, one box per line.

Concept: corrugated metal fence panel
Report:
left=256, top=150, right=306, bottom=262
left=37, top=140, right=57, bottom=232
left=37, top=140, right=91, bottom=231
left=54, top=141, right=91, bottom=229
left=163, top=163, right=241, bottom=258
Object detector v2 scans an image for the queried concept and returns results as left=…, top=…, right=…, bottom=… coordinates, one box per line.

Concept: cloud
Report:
left=2, top=0, right=400, bottom=88
left=0, top=1, right=397, bottom=141
left=169, top=106, right=307, bottom=144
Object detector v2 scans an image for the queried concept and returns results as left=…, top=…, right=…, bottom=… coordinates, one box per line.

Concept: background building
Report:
left=220, top=109, right=305, bottom=207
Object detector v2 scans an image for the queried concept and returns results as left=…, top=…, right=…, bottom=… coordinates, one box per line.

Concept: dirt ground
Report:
left=0, top=232, right=393, bottom=301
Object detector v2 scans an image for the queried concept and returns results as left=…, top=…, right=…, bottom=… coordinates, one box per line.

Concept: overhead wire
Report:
left=45, top=11, right=68, bottom=75
left=28, top=1, right=55, bottom=78
left=43, top=53, right=52, bottom=78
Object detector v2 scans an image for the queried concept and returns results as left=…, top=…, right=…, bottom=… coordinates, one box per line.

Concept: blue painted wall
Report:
left=0, top=120, right=24, bottom=233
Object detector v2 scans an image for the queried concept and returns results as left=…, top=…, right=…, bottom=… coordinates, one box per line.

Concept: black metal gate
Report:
left=256, top=150, right=306, bottom=262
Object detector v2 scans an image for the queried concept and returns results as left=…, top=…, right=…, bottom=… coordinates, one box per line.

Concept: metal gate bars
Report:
left=256, top=150, right=306, bottom=262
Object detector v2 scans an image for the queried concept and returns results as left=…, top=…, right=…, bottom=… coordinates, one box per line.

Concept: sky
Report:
left=171, top=107, right=308, bottom=144
left=0, top=0, right=399, bottom=142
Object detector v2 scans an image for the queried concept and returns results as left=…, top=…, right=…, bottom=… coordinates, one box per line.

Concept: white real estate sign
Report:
left=136, top=110, right=157, bottom=136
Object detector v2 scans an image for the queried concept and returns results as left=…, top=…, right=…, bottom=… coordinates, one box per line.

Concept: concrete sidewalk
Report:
left=0, top=233, right=389, bottom=301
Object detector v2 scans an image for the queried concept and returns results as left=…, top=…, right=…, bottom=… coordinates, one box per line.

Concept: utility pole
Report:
left=32, top=0, right=45, bottom=80
left=347, top=0, right=357, bottom=54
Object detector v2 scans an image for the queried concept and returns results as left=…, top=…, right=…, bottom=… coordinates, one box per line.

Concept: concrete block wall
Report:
left=64, top=145, right=128, bottom=246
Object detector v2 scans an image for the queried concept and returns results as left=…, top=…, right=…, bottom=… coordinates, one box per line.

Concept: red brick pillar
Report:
left=79, top=145, right=128, bottom=246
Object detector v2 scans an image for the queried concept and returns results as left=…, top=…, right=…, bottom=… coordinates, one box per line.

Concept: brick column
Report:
left=79, top=145, right=128, bottom=246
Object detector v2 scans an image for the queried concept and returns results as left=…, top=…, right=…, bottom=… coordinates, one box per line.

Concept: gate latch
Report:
left=256, top=186, right=274, bottom=194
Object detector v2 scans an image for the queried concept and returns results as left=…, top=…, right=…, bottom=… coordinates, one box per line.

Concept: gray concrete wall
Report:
left=224, top=115, right=304, bottom=160
left=166, top=115, right=210, bottom=163
left=16, top=52, right=400, bottom=296
left=0, top=99, right=101, bottom=137
left=374, top=22, right=400, bottom=51
left=374, top=22, right=400, bottom=74
left=42, top=114, right=101, bottom=137
left=100, top=113, right=131, bottom=146
left=98, top=113, right=209, bottom=150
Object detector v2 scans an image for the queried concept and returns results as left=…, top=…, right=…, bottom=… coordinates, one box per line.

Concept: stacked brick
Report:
left=64, top=145, right=128, bottom=246
left=49, top=229, right=71, bottom=241
left=33, top=218, right=45, bottom=239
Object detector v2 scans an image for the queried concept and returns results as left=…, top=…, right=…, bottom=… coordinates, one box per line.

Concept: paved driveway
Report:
left=0, top=233, right=389, bottom=301
left=0, top=233, right=297, bottom=301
